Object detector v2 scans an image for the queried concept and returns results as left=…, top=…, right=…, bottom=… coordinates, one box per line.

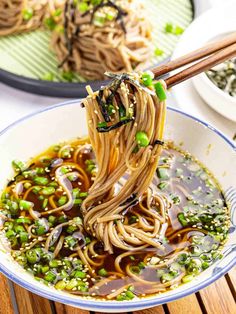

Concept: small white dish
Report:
left=192, top=35, right=236, bottom=122
left=0, top=101, right=235, bottom=312
left=172, top=0, right=236, bottom=134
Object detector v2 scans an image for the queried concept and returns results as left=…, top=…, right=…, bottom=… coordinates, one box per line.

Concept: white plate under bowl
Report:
left=0, top=101, right=235, bottom=312
left=172, top=0, right=236, bottom=137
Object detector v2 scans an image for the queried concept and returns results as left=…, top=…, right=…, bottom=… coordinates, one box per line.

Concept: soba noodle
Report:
left=82, top=73, right=167, bottom=253
left=0, top=0, right=65, bottom=36
left=51, top=0, right=152, bottom=80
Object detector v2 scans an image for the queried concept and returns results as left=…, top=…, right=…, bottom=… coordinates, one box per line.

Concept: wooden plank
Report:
left=167, top=293, right=202, bottom=314
left=198, top=276, right=236, bottom=314
left=54, top=302, right=90, bottom=314
left=0, top=274, right=15, bottom=314
left=225, top=268, right=236, bottom=299
left=13, top=284, right=53, bottom=314
left=133, top=306, right=165, bottom=314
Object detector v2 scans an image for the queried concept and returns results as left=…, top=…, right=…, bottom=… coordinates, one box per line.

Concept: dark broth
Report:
left=0, top=140, right=230, bottom=301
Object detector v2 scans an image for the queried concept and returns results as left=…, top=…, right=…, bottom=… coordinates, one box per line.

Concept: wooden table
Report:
left=0, top=269, right=235, bottom=314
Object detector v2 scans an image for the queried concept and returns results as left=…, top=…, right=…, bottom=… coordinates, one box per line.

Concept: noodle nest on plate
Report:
left=0, top=0, right=65, bottom=36
left=51, top=0, right=153, bottom=80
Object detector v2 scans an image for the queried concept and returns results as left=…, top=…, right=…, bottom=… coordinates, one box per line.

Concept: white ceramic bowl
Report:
left=0, top=101, right=235, bottom=313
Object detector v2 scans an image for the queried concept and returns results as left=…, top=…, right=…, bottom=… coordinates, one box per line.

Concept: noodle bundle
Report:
left=0, top=0, right=65, bottom=36
left=82, top=73, right=167, bottom=253
left=51, top=0, right=152, bottom=80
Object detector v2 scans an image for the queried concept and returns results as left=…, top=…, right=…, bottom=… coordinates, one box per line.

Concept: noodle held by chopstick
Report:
left=82, top=72, right=168, bottom=253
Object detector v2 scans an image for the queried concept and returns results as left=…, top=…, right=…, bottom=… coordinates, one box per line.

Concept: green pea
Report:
left=19, top=200, right=33, bottom=211
left=34, top=177, right=49, bottom=186
left=41, top=187, right=55, bottom=196
left=135, top=131, right=149, bottom=147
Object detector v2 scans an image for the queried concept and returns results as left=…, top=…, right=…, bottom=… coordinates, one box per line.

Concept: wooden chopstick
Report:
left=152, top=32, right=236, bottom=78
left=165, top=42, right=236, bottom=88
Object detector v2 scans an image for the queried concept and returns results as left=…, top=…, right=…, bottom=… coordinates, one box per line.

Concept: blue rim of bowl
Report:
left=0, top=101, right=235, bottom=311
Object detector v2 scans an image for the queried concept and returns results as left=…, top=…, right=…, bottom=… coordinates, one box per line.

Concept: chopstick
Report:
left=165, top=42, right=236, bottom=88
left=152, top=32, right=236, bottom=89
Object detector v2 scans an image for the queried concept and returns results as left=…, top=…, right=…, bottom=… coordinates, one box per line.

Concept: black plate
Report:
left=0, top=0, right=196, bottom=98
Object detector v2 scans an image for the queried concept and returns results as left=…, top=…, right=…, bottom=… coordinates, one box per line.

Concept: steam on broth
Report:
left=0, top=140, right=229, bottom=300
left=0, top=72, right=230, bottom=301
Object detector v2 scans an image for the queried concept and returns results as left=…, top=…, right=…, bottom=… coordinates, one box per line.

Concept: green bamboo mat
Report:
left=0, top=0, right=193, bottom=83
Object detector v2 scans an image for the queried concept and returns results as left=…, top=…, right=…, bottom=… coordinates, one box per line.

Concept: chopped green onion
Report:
left=182, top=274, right=194, bottom=283
left=19, top=200, right=33, bottom=211
left=165, top=23, right=173, bottom=33
left=42, top=72, right=54, bottom=81
left=157, top=168, right=169, bottom=179
left=23, top=8, right=33, bottom=21
left=142, top=73, right=153, bottom=87
left=154, top=48, right=164, bottom=56
left=26, top=249, right=41, bottom=264
left=154, top=82, right=167, bottom=101
left=12, top=160, right=26, bottom=172
left=41, top=187, right=55, bottom=196
left=98, top=268, right=108, bottom=277
left=55, top=280, right=66, bottom=290
left=74, top=270, right=86, bottom=279
left=158, top=182, right=168, bottom=190
left=58, top=196, right=67, bottom=206
left=178, top=213, right=188, bottom=227
left=98, top=122, right=107, bottom=128
left=44, top=271, right=57, bottom=282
